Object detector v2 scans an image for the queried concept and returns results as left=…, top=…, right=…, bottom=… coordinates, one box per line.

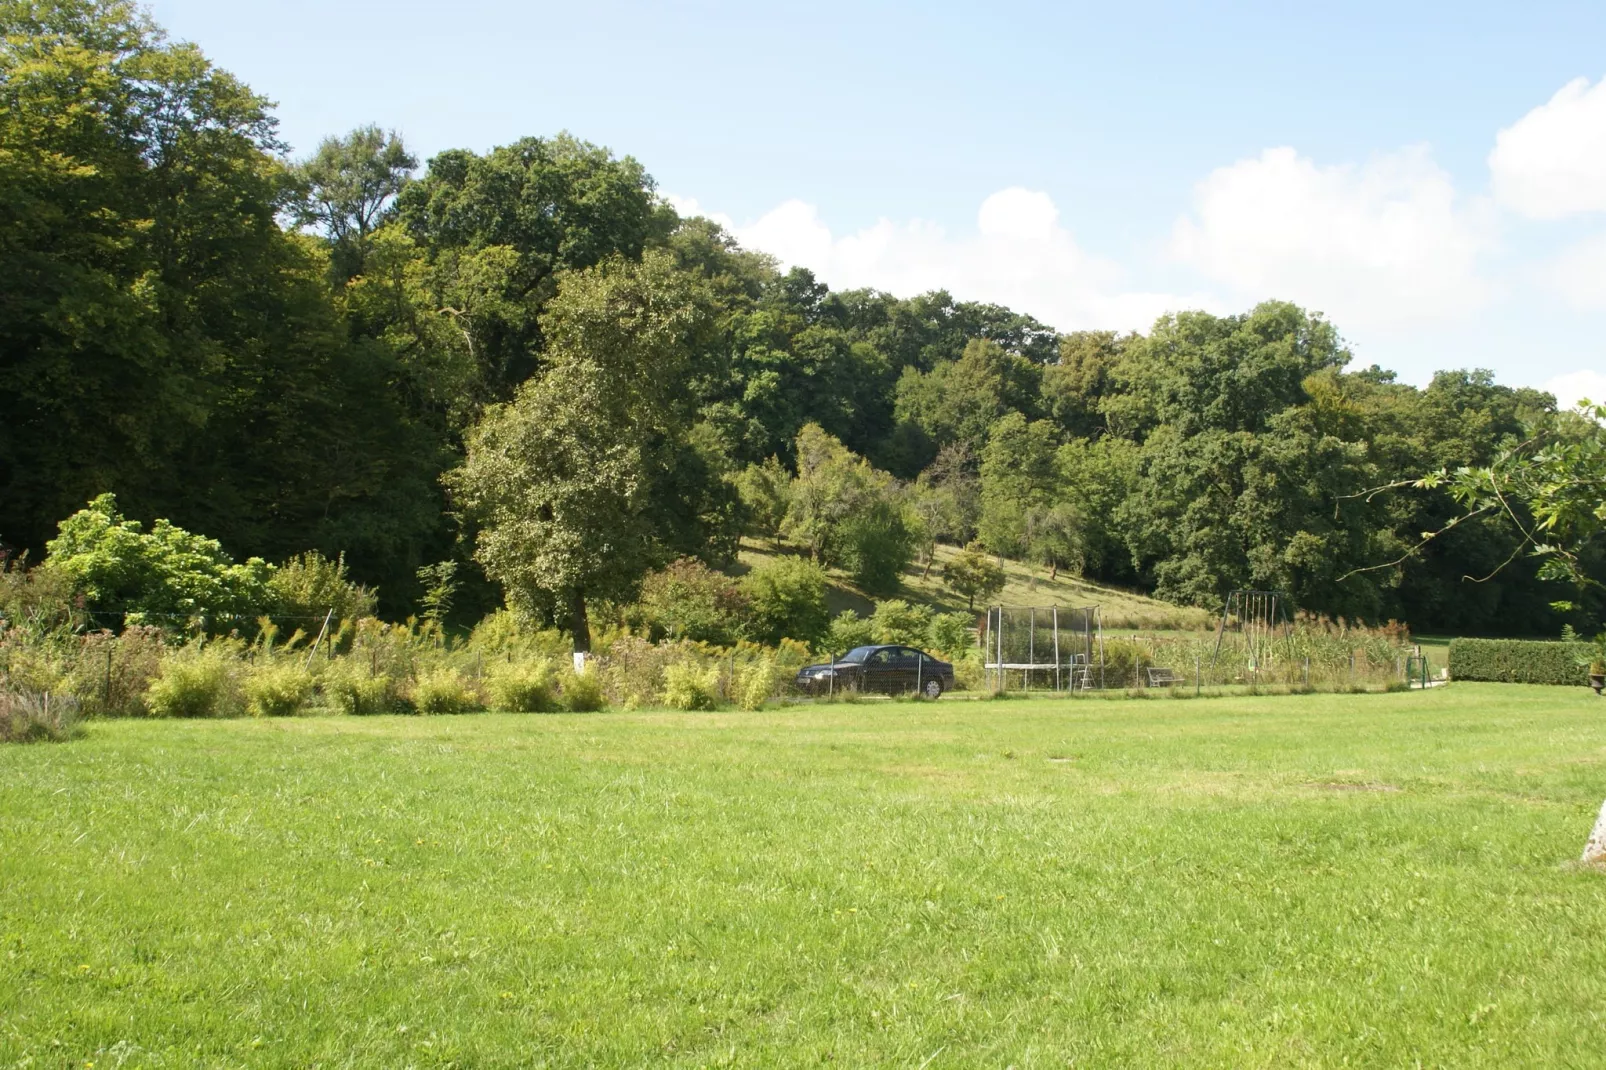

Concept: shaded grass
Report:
left=3, top=684, right=1606, bottom=1066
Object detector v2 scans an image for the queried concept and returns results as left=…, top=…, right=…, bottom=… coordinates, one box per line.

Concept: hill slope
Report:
left=733, top=541, right=1215, bottom=631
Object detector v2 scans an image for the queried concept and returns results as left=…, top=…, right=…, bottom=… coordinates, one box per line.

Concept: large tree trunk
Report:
left=569, top=589, right=591, bottom=655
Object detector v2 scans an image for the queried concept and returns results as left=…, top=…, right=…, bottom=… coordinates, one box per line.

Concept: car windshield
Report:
left=835, top=646, right=878, bottom=664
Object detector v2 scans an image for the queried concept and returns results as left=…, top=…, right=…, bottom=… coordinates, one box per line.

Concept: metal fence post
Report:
left=1053, top=607, right=1061, bottom=692
left=997, top=607, right=1005, bottom=693
left=1028, top=610, right=1035, bottom=693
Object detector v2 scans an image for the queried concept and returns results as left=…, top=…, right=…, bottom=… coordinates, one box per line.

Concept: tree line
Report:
left=3, top=0, right=1600, bottom=646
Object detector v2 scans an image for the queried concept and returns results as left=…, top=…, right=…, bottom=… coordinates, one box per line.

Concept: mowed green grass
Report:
left=4, top=686, right=1606, bottom=1067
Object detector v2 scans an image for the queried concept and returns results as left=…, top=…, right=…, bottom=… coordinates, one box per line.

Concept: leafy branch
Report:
left=1339, top=402, right=1606, bottom=608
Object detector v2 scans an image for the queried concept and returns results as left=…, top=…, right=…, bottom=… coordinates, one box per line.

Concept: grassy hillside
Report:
left=734, top=539, right=1215, bottom=630
left=5, top=685, right=1605, bottom=1065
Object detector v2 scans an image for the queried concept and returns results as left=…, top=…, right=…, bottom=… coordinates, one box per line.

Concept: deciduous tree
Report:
left=944, top=542, right=1005, bottom=610
left=447, top=251, right=717, bottom=652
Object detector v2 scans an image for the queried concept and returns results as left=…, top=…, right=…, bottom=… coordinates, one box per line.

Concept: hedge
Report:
left=1447, top=638, right=1589, bottom=686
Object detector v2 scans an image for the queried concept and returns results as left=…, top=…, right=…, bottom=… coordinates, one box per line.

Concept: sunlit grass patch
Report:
left=2, top=683, right=1605, bottom=1066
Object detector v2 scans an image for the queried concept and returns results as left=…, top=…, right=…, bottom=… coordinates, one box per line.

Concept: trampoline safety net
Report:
left=982, top=605, right=1103, bottom=692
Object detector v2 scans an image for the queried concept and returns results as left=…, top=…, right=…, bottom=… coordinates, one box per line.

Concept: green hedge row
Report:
left=1447, top=638, right=1590, bottom=686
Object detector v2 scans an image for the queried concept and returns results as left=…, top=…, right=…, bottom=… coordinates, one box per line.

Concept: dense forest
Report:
left=3, top=0, right=1601, bottom=643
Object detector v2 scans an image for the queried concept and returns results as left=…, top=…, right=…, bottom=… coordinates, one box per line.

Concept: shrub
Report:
left=558, top=667, right=607, bottom=712
left=342, top=618, right=428, bottom=688
left=243, top=662, right=314, bottom=717
left=1100, top=639, right=1155, bottom=688
left=0, top=642, right=67, bottom=696
left=68, top=626, right=164, bottom=717
left=824, top=610, right=876, bottom=657
left=600, top=635, right=690, bottom=708
left=662, top=662, right=723, bottom=710
left=1567, top=628, right=1606, bottom=674
left=320, top=660, right=400, bottom=715
left=0, top=557, right=86, bottom=638
left=741, top=558, right=830, bottom=645
left=838, top=499, right=916, bottom=595
left=267, top=551, right=377, bottom=628
left=0, top=690, right=82, bottom=742
left=927, top=611, right=975, bottom=660
left=469, top=610, right=570, bottom=662
left=949, top=648, right=984, bottom=692
left=772, top=638, right=815, bottom=671
left=870, top=599, right=934, bottom=647
left=632, top=558, right=748, bottom=645
left=1448, top=638, right=1589, bottom=686
left=487, top=660, right=557, bottom=712
left=146, top=645, right=242, bottom=718
left=45, top=494, right=273, bottom=623
left=411, top=668, right=481, bottom=714
left=731, top=657, right=785, bottom=710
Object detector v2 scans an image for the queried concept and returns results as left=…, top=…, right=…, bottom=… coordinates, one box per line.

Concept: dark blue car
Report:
left=795, top=644, right=954, bottom=699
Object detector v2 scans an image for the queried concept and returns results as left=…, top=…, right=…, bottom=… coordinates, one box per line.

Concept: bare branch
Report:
left=1336, top=505, right=1494, bottom=582
left=1336, top=477, right=1421, bottom=504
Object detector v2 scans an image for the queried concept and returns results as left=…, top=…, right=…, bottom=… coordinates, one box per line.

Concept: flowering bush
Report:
left=320, top=659, right=401, bottom=715
left=486, top=659, right=558, bottom=712
left=557, top=668, right=606, bottom=712
left=662, top=662, right=722, bottom=710
left=410, top=667, right=481, bottom=714
left=730, top=657, right=786, bottom=710
left=244, top=661, right=315, bottom=717
left=146, top=643, right=243, bottom=718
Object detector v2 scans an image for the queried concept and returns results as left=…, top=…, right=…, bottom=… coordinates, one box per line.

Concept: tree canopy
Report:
left=3, top=0, right=1599, bottom=642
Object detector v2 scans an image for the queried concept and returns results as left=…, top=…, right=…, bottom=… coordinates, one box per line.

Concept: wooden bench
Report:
left=1146, top=667, right=1178, bottom=687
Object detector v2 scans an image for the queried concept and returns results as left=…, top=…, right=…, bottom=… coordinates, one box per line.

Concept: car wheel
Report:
left=922, top=677, right=943, bottom=700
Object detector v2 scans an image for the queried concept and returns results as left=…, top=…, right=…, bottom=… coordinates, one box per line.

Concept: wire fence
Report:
left=980, top=604, right=1427, bottom=694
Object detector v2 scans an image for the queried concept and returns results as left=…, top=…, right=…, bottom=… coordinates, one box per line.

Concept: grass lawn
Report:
left=4, top=685, right=1606, bottom=1066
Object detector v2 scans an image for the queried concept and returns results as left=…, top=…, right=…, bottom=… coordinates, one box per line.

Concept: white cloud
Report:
left=1169, top=146, right=1491, bottom=330
left=712, top=188, right=1209, bottom=333
left=739, top=199, right=837, bottom=273
left=1550, top=230, right=1606, bottom=309
left=1544, top=369, right=1606, bottom=411
left=1490, top=76, right=1606, bottom=220
left=660, top=192, right=733, bottom=231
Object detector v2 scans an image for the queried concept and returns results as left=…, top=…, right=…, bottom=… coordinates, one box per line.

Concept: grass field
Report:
left=4, top=685, right=1606, bottom=1066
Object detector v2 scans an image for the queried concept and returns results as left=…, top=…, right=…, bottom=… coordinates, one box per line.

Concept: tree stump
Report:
left=1583, top=798, right=1606, bottom=864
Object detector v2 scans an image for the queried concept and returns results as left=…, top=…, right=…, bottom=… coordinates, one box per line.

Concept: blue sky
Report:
left=149, top=0, right=1606, bottom=401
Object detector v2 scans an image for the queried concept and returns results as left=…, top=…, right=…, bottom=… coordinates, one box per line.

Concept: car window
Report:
left=868, top=649, right=896, bottom=665
left=896, top=648, right=922, bottom=665
left=838, top=646, right=876, bottom=664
